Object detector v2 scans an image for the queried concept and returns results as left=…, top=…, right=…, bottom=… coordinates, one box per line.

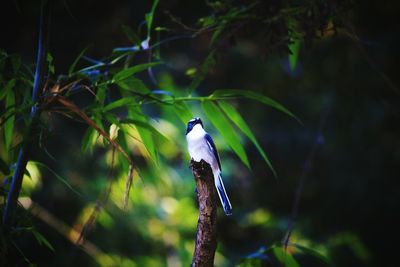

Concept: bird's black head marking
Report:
left=186, top=117, right=203, bottom=134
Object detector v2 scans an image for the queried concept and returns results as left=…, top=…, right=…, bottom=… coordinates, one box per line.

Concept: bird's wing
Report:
left=205, top=133, right=221, bottom=170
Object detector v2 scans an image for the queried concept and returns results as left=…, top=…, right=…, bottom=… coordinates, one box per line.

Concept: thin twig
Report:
left=283, top=109, right=329, bottom=249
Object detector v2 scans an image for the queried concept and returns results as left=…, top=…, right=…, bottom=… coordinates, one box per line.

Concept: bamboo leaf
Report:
left=173, top=102, right=193, bottom=124
left=32, top=229, right=55, bottom=252
left=96, top=84, right=107, bottom=104
left=5, top=90, right=15, bottom=151
left=201, top=101, right=250, bottom=168
left=273, top=246, right=300, bottom=267
left=293, top=243, right=333, bottom=266
left=68, top=47, right=89, bottom=76
left=120, top=118, right=169, bottom=142
left=212, top=89, right=300, bottom=123
left=113, top=62, right=161, bottom=83
left=56, top=95, right=131, bottom=162
left=32, top=161, right=81, bottom=196
left=121, top=25, right=142, bottom=45
left=289, top=39, right=300, bottom=72
left=288, top=18, right=301, bottom=72
left=127, top=107, right=158, bottom=164
left=218, top=101, right=276, bottom=177
left=0, top=79, right=16, bottom=101
left=116, top=76, right=151, bottom=94
left=81, top=127, right=97, bottom=154
left=145, top=0, right=160, bottom=39
left=103, top=97, right=136, bottom=112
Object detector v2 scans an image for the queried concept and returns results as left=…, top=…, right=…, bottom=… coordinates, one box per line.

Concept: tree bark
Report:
left=190, top=159, right=218, bottom=267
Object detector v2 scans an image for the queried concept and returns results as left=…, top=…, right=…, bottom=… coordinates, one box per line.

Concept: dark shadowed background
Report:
left=1, top=0, right=399, bottom=266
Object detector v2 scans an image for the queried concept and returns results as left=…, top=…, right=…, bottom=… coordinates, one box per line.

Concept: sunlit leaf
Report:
left=81, top=127, right=97, bottom=154
left=218, top=101, right=277, bottom=177
left=103, top=97, right=136, bottom=112
left=273, top=246, right=300, bottom=267
left=127, top=107, right=158, bottom=164
left=201, top=101, right=250, bottom=167
left=5, top=89, right=15, bottom=151
left=113, top=62, right=161, bottom=83
left=212, top=89, right=300, bottom=123
left=120, top=118, right=169, bottom=142
left=173, top=102, right=193, bottom=124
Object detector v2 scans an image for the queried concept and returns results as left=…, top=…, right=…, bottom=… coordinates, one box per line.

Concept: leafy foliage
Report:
left=0, top=0, right=379, bottom=266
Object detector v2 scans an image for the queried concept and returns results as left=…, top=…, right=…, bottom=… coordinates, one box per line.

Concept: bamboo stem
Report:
left=2, top=0, right=50, bottom=228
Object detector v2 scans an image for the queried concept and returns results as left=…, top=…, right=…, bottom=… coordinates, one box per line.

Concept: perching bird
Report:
left=186, top=117, right=232, bottom=215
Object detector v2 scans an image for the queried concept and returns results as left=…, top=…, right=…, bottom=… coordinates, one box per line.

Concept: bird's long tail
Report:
left=214, top=172, right=232, bottom=216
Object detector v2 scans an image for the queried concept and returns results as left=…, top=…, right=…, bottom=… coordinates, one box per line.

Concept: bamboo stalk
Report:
left=2, top=0, right=50, bottom=228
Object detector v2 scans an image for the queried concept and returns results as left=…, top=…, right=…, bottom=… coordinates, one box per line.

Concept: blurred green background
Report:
left=1, top=0, right=399, bottom=266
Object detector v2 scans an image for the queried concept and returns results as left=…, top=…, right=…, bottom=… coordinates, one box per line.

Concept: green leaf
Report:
left=218, top=101, right=277, bottom=177
left=32, top=161, right=81, bottom=197
left=68, top=46, right=89, bottom=76
left=81, top=127, right=97, bottom=154
left=210, top=20, right=227, bottom=46
left=294, top=243, right=333, bottom=266
left=128, top=107, right=158, bottom=164
left=201, top=101, right=250, bottom=168
left=47, top=53, right=55, bottom=74
left=288, top=19, right=301, bottom=71
left=32, top=229, right=55, bottom=252
left=145, top=0, right=160, bottom=39
left=103, top=97, right=136, bottom=112
left=96, top=84, right=107, bottom=104
left=120, top=118, right=169, bottom=142
left=173, top=102, right=193, bottom=124
left=116, top=76, right=151, bottom=94
left=289, top=39, right=300, bottom=71
left=121, top=25, right=142, bottom=45
left=273, top=246, right=300, bottom=267
left=4, top=90, right=15, bottom=151
left=0, top=79, right=16, bottom=100
left=113, top=62, right=161, bottom=83
left=212, top=89, right=300, bottom=123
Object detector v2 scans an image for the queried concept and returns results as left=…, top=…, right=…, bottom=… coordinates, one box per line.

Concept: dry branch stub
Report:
left=190, top=159, right=218, bottom=267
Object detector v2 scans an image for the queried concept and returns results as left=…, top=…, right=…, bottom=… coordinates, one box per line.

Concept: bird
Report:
left=186, top=117, right=232, bottom=216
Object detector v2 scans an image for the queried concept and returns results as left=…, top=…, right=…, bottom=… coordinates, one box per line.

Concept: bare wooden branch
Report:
left=190, top=159, right=218, bottom=267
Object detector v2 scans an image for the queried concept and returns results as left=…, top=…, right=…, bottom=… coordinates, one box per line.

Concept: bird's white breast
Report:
left=186, top=124, right=218, bottom=170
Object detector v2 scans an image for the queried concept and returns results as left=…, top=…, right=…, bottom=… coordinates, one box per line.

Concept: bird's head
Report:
left=186, top=117, right=204, bottom=134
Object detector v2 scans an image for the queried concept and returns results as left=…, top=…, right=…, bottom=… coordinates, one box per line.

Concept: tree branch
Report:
left=190, top=159, right=218, bottom=267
